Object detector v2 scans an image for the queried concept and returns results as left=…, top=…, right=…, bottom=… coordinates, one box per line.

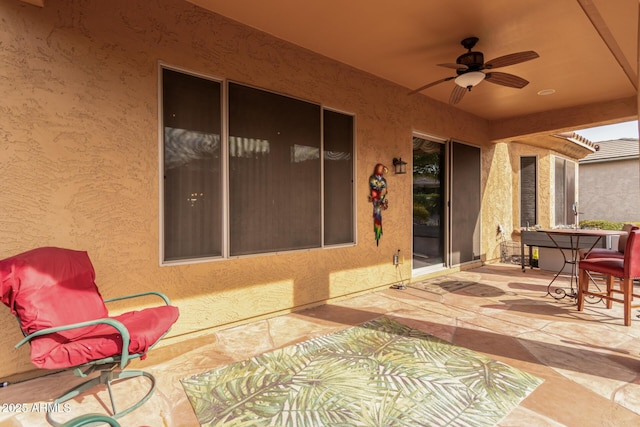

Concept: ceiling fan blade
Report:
left=485, top=72, right=530, bottom=89
left=408, top=76, right=455, bottom=95
left=449, top=85, right=467, bottom=104
left=484, top=51, right=539, bottom=69
left=437, top=63, right=468, bottom=71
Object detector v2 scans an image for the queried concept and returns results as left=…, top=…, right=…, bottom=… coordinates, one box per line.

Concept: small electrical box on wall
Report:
left=393, top=249, right=400, bottom=266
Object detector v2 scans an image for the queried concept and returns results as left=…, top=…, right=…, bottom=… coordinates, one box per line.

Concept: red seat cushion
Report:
left=29, top=305, right=180, bottom=369
left=579, top=258, right=625, bottom=277
left=583, top=248, right=624, bottom=260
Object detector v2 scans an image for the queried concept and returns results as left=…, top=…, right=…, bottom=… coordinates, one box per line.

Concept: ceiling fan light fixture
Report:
left=454, top=71, right=485, bottom=89
left=537, top=88, right=556, bottom=96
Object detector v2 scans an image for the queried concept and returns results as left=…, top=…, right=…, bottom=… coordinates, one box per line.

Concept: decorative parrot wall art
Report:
left=368, top=163, right=389, bottom=246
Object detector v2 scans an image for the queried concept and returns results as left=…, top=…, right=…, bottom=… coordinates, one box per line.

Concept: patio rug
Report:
left=181, top=317, right=543, bottom=426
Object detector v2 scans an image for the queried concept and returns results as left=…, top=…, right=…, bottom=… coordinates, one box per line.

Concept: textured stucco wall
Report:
left=0, top=0, right=495, bottom=377
left=481, top=142, right=513, bottom=261
left=579, top=159, right=640, bottom=222
left=506, top=143, right=555, bottom=232
left=480, top=141, right=560, bottom=258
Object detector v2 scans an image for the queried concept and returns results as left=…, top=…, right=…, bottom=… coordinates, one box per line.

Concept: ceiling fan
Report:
left=408, top=37, right=539, bottom=104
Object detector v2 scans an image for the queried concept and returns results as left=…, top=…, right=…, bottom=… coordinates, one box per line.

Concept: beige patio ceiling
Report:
left=187, top=0, right=638, bottom=138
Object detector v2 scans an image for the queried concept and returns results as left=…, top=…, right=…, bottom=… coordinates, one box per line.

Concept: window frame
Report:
left=553, top=156, right=577, bottom=227
left=159, top=64, right=356, bottom=265
left=519, top=155, right=538, bottom=228
left=322, top=107, right=357, bottom=248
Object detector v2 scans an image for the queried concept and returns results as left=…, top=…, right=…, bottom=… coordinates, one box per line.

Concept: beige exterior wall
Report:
left=579, top=159, right=640, bottom=222
left=504, top=144, right=581, bottom=241
left=0, top=0, right=576, bottom=377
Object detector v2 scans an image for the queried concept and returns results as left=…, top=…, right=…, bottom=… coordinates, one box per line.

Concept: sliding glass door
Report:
left=450, top=141, right=481, bottom=265
left=412, top=136, right=445, bottom=271
left=412, top=136, right=481, bottom=274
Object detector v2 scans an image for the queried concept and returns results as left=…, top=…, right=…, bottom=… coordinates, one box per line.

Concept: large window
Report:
left=161, top=67, right=354, bottom=262
left=554, top=157, right=576, bottom=226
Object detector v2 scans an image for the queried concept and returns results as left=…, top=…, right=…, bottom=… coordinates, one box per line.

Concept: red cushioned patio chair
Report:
left=0, top=247, right=180, bottom=426
left=578, top=229, right=640, bottom=326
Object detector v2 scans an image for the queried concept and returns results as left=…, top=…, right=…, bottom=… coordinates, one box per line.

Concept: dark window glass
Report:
left=323, top=110, right=354, bottom=245
left=228, top=83, right=321, bottom=255
left=520, top=156, right=537, bottom=227
left=162, top=68, right=222, bottom=261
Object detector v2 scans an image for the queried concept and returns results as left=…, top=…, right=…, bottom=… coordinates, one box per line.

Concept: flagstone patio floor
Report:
left=2, top=263, right=640, bottom=426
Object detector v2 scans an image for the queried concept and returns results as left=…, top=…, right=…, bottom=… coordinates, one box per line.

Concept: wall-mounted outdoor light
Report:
left=392, top=157, right=407, bottom=174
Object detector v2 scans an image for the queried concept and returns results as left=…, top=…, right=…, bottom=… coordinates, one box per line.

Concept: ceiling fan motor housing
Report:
left=456, top=51, right=484, bottom=73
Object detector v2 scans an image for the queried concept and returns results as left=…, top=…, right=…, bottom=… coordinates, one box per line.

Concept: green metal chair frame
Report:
left=61, top=413, right=121, bottom=427
left=14, top=291, right=173, bottom=426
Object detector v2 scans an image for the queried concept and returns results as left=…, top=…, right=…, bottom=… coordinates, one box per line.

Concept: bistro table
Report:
left=539, top=228, right=624, bottom=301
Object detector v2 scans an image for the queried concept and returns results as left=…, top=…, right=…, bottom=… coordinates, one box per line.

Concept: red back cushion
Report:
left=618, top=223, right=639, bottom=252
left=0, top=247, right=108, bottom=335
left=625, top=230, right=640, bottom=278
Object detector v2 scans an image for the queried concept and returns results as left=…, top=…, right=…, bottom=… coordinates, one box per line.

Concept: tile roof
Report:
left=547, top=132, right=598, bottom=159
left=579, top=138, right=639, bottom=164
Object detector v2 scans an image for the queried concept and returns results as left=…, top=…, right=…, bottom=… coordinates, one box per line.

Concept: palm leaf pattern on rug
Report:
left=182, top=317, right=543, bottom=426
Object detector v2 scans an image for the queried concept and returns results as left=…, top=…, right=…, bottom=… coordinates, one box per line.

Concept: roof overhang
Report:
left=511, top=132, right=598, bottom=159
